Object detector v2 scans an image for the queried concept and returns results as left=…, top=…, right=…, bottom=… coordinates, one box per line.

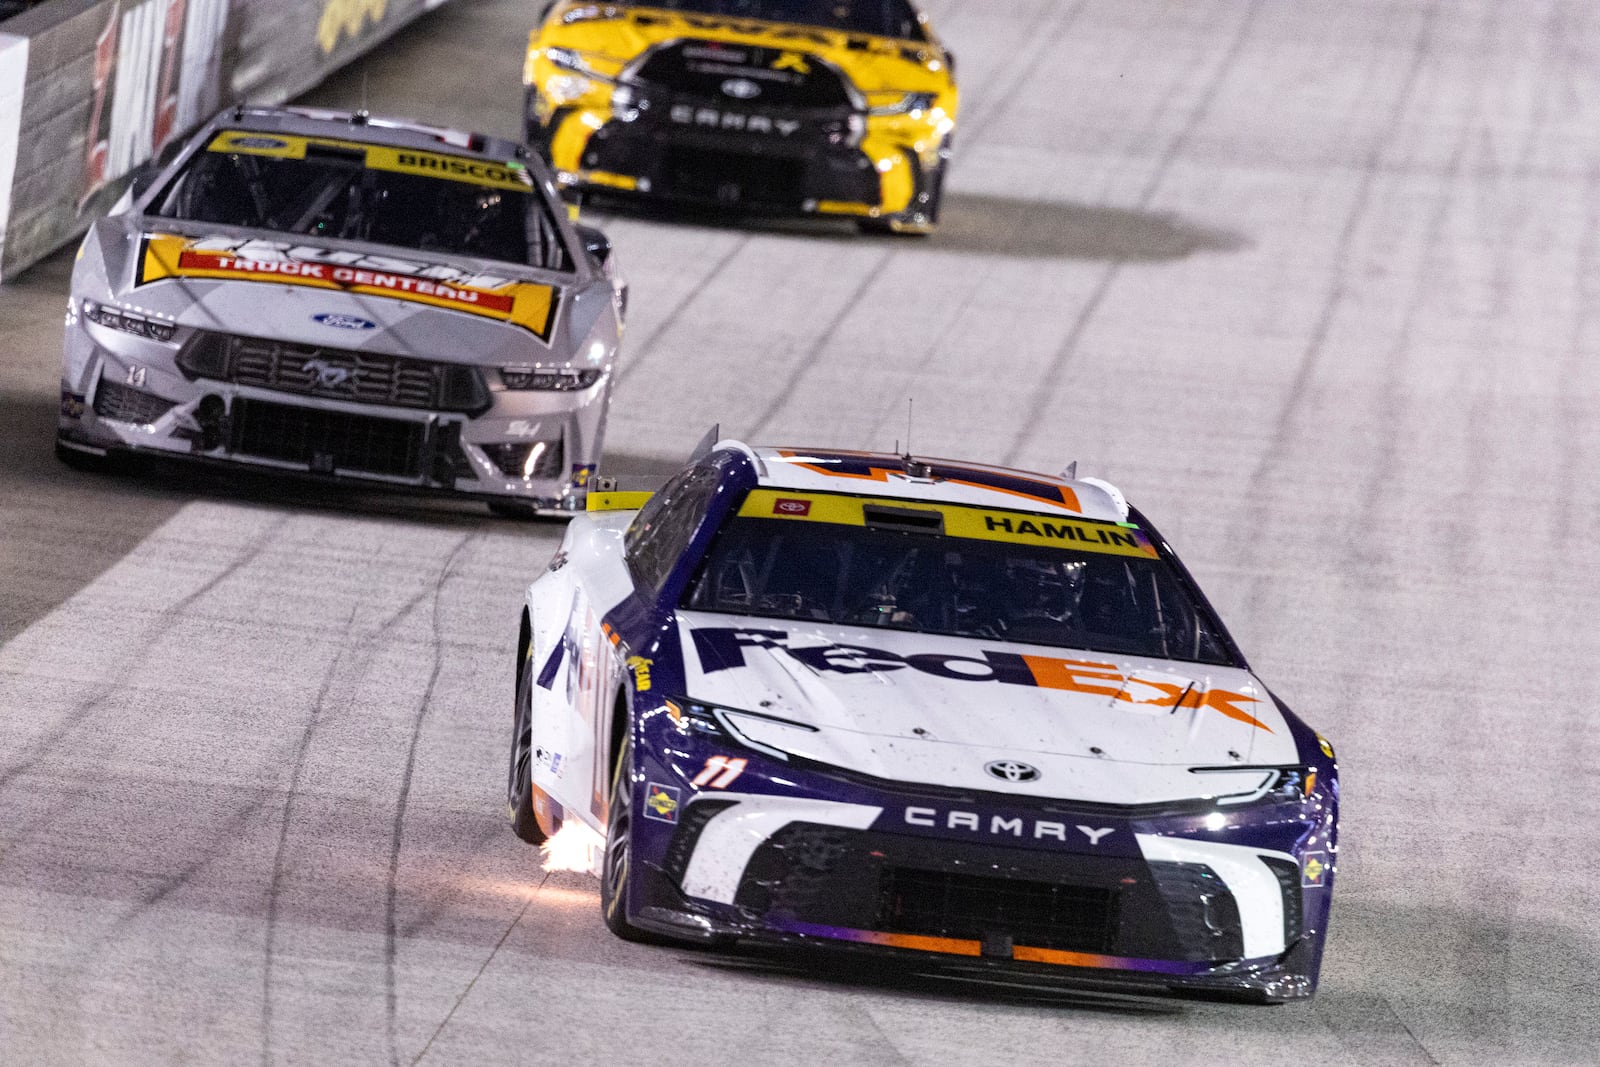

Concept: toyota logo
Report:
left=985, top=760, right=1041, bottom=783
left=721, top=78, right=761, bottom=100
left=303, top=359, right=353, bottom=388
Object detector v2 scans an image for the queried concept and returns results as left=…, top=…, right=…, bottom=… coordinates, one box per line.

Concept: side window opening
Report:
left=623, top=463, right=722, bottom=592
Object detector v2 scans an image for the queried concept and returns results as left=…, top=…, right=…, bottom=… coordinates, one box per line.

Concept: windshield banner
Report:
left=738, top=489, right=1159, bottom=560
left=206, top=131, right=536, bottom=192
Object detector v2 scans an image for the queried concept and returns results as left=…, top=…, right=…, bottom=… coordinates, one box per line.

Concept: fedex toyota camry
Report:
left=523, top=0, right=958, bottom=233
left=508, top=442, right=1339, bottom=1000
left=59, top=106, right=626, bottom=516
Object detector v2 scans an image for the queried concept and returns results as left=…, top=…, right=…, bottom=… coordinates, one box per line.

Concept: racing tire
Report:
left=599, top=734, right=655, bottom=942
left=488, top=500, right=540, bottom=520
left=524, top=87, right=554, bottom=162
left=507, top=659, right=547, bottom=845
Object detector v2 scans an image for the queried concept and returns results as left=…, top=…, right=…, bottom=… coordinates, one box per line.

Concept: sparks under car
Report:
left=59, top=106, right=626, bottom=516
left=523, top=0, right=958, bottom=233
left=507, top=441, right=1339, bottom=1001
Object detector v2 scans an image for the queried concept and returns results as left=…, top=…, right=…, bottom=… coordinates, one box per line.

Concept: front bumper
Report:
left=59, top=313, right=609, bottom=512
left=624, top=729, right=1337, bottom=1001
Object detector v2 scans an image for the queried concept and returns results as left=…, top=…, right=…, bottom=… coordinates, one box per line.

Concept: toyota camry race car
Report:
left=523, top=0, right=958, bottom=233
left=508, top=440, right=1340, bottom=1001
left=59, top=106, right=626, bottom=516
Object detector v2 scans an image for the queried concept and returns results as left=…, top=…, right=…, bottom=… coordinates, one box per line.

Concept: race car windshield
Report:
left=614, top=0, right=927, bottom=40
left=152, top=146, right=572, bottom=271
left=683, top=514, right=1238, bottom=666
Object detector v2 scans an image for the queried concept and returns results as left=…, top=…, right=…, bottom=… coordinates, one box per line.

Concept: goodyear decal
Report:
left=206, top=131, right=535, bottom=193
left=691, top=628, right=1271, bottom=732
left=136, top=234, right=558, bottom=340
left=739, top=490, right=1157, bottom=561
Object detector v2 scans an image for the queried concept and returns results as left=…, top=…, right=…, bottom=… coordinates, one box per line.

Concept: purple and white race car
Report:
left=507, top=438, right=1339, bottom=1001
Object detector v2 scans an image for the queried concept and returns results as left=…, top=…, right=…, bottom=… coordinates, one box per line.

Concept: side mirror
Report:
left=575, top=223, right=612, bottom=266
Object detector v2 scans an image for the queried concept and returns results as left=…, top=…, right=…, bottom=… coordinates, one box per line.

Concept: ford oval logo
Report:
left=313, top=313, right=377, bottom=331
left=985, top=760, right=1041, bottom=784
left=721, top=78, right=762, bottom=100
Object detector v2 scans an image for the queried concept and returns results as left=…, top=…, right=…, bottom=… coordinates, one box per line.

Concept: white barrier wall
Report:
left=0, top=32, right=27, bottom=268
left=0, top=0, right=452, bottom=280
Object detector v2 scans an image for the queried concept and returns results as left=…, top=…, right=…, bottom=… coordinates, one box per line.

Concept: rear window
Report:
left=683, top=491, right=1237, bottom=666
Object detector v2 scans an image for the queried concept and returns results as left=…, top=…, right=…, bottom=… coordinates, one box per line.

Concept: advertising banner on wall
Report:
left=0, top=0, right=450, bottom=281
left=0, top=33, right=29, bottom=272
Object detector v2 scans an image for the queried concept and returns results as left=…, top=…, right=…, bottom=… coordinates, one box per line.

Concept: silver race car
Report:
left=59, top=106, right=626, bottom=516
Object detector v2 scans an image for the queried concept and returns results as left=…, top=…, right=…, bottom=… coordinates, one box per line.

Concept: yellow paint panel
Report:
left=737, top=490, right=1159, bottom=560
left=587, top=491, right=654, bottom=512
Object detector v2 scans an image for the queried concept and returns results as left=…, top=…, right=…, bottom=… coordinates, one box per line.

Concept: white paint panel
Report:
left=680, top=794, right=882, bottom=904
left=1136, top=833, right=1297, bottom=960
left=0, top=34, right=28, bottom=261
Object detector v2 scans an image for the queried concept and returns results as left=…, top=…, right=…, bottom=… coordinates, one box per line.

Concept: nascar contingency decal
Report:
left=739, top=489, right=1159, bottom=560
left=137, top=234, right=559, bottom=340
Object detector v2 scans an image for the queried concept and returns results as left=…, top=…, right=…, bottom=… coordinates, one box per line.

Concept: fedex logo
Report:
left=690, top=628, right=1270, bottom=732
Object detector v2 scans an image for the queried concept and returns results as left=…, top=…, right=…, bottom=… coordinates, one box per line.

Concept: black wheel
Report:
left=488, top=499, right=540, bottom=520
left=54, top=438, right=114, bottom=472
left=524, top=87, right=552, bottom=159
left=599, top=734, right=653, bottom=941
left=507, top=658, right=546, bottom=844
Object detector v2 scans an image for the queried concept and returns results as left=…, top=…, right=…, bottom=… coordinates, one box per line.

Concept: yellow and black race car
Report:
left=523, top=1, right=958, bottom=233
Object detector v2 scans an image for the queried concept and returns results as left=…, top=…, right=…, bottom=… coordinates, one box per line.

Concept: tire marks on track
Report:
left=384, top=533, right=475, bottom=1067
left=999, top=0, right=1264, bottom=467
left=0, top=513, right=291, bottom=804
left=1235, top=0, right=1442, bottom=507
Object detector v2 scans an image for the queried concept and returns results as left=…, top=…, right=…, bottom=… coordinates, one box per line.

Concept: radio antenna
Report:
left=904, top=398, right=914, bottom=460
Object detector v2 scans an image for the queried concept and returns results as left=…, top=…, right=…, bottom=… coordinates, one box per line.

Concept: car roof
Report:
left=746, top=446, right=1129, bottom=523
left=216, top=106, right=526, bottom=164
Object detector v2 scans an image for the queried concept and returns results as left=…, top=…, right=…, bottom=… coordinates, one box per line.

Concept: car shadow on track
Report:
left=680, top=947, right=1188, bottom=1016
left=584, top=192, right=1247, bottom=261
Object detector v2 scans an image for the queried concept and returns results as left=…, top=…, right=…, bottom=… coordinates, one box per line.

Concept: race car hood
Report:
left=675, top=612, right=1301, bottom=806
left=539, top=3, right=953, bottom=96
left=84, top=216, right=605, bottom=366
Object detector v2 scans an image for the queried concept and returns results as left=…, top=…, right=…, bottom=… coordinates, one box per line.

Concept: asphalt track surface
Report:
left=2, top=1, right=1598, bottom=1063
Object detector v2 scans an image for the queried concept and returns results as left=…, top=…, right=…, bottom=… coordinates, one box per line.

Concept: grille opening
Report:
left=177, top=332, right=490, bottom=414
left=94, top=378, right=177, bottom=425
left=1147, top=860, right=1245, bottom=962
left=1260, top=856, right=1305, bottom=946
left=228, top=398, right=426, bottom=479
left=662, top=147, right=806, bottom=209
left=879, top=867, right=1120, bottom=954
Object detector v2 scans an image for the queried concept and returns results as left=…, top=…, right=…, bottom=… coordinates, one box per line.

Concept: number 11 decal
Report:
left=691, top=755, right=748, bottom=789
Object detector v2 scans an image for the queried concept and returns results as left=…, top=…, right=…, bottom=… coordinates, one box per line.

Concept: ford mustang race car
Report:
left=59, top=106, right=626, bottom=516
left=508, top=440, right=1340, bottom=1001
left=523, top=0, right=958, bottom=233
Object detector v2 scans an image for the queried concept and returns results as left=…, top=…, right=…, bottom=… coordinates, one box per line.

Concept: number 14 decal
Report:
left=692, top=755, right=748, bottom=789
